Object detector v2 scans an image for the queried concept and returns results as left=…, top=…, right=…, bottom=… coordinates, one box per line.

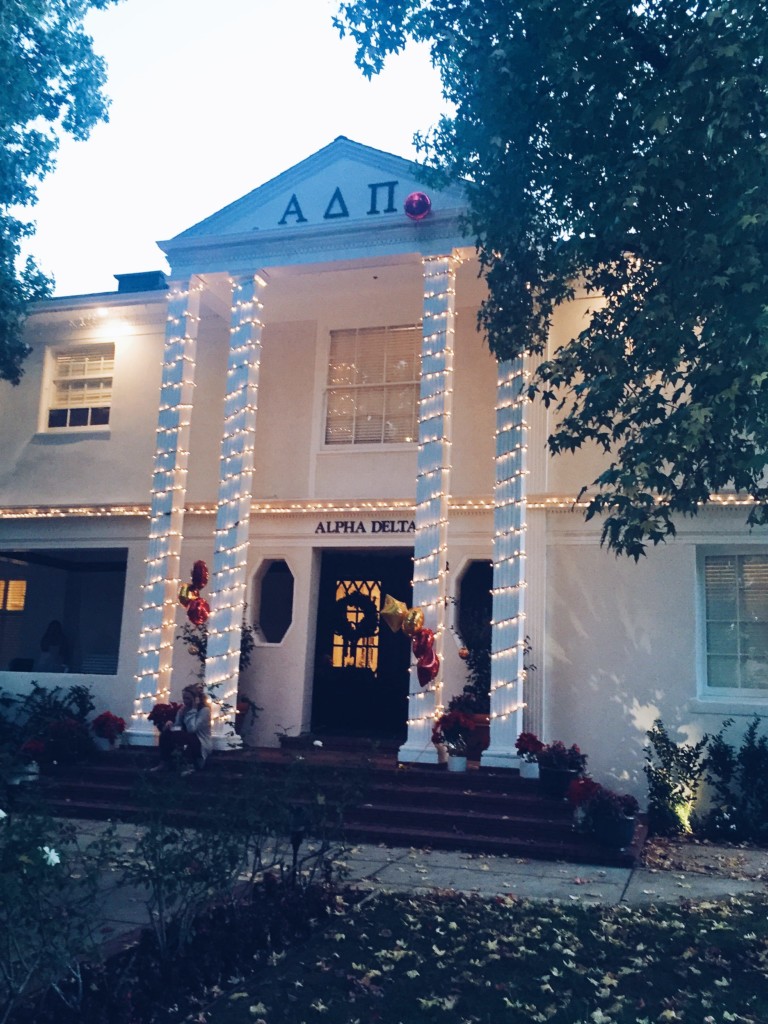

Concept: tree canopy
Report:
left=0, top=0, right=118, bottom=384
left=335, top=0, right=768, bottom=558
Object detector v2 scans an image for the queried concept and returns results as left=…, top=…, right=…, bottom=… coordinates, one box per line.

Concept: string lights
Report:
left=399, top=254, right=458, bottom=762
left=203, top=274, right=267, bottom=742
left=482, top=355, right=529, bottom=766
left=131, top=281, right=202, bottom=732
left=2, top=490, right=759, bottom=522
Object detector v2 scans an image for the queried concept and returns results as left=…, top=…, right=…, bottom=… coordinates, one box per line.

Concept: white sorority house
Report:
left=1, top=137, right=766, bottom=795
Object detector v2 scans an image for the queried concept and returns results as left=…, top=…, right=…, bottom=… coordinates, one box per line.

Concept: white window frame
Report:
left=698, top=547, right=768, bottom=701
left=323, top=324, right=421, bottom=447
left=43, top=344, right=114, bottom=432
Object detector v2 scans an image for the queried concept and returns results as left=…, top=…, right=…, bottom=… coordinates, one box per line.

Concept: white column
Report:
left=398, top=254, right=456, bottom=764
left=203, top=273, right=267, bottom=747
left=130, top=279, right=202, bottom=743
left=482, top=356, right=528, bottom=768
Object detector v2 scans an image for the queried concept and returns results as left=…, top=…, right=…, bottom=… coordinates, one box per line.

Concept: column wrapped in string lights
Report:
left=398, top=254, right=457, bottom=764
left=131, top=280, right=202, bottom=741
left=482, top=356, right=529, bottom=767
left=203, top=273, right=267, bottom=746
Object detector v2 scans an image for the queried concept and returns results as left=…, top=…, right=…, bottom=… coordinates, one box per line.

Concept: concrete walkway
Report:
left=73, top=819, right=768, bottom=956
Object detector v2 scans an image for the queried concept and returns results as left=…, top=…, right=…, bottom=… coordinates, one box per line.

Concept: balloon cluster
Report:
left=178, top=560, right=210, bottom=626
left=380, top=594, right=439, bottom=687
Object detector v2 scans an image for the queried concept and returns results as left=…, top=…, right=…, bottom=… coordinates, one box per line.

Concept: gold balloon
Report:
left=402, top=606, right=425, bottom=636
left=380, top=594, right=408, bottom=633
left=178, top=583, right=197, bottom=608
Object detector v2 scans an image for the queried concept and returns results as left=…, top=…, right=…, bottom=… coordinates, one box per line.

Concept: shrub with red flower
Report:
left=92, top=711, right=126, bottom=744
left=431, top=710, right=475, bottom=755
left=515, top=732, right=545, bottom=763
left=147, top=702, right=182, bottom=732
left=43, top=717, right=94, bottom=764
left=537, top=740, right=588, bottom=772
left=20, top=738, right=47, bottom=762
left=568, top=778, right=640, bottom=829
left=566, top=776, right=602, bottom=807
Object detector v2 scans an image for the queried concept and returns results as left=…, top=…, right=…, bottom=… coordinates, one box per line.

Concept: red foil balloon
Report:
left=191, top=560, right=209, bottom=591
left=411, top=628, right=434, bottom=659
left=186, top=597, right=210, bottom=626
left=404, top=191, right=431, bottom=221
left=417, top=654, right=440, bottom=687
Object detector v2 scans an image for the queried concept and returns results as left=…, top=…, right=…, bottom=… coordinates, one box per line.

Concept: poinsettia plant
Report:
left=515, top=732, right=545, bottom=763
left=147, top=702, right=182, bottom=732
left=431, top=710, right=475, bottom=755
left=537, top=740, right=588, bottom=772
left=568, top=778, right=639, bottom=828
left=92, top=711, right=126, bottom=744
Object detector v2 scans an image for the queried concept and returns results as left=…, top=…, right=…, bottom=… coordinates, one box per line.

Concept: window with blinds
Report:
left=704, top=554, right=768, bottom=691
left=47, top=345, right=114, bottom=429
left=325, top=325, right=420, bottom=445
left=0, top=580, right=26, bottom=612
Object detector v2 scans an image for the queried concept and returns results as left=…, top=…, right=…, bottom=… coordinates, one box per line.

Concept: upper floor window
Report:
left=46, top=345, right=114, bottom=430
left=325, top=325, right=420, bottom=445
left=703, top=553, right=768, bottom=694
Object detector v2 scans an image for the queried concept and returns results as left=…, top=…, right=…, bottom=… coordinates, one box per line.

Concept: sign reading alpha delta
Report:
left=314, top=519, right=416, bottom=535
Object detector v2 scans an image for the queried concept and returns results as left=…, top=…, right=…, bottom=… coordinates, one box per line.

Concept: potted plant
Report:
left=569, top=780, right=639, bottom=848
left=515, top=731, right=545, bottom=779
left=431, top=710, right=476, bottom=771
left=147, top=702, right=182, bottom=732
left=91, top=710, right=126, bottom=750
left=537, top=740, right=588, bottom=797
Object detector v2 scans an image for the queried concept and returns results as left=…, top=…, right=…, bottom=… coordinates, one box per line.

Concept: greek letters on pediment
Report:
left=277, top=194, right=308, bottom=225
left=278, top=181, right=400, bottom=227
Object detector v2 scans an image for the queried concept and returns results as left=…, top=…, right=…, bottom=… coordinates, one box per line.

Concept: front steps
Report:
left=24, top=744, right=646, bottom=868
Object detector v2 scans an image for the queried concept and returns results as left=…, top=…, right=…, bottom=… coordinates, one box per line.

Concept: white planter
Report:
left=93, top=735, right=122, bottom=752
left=447, top=755, right=468, bottom=773
left=9, top=762, right=40, bottom=785
left=434, top=742, right=449, bottom=765
left=519, top=760, right=540, bottom=779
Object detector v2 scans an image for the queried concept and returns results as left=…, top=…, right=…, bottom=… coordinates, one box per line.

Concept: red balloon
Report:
left=191, top=560, right=209, bottom=591
left=411, top=628, right=434, bottom=659
left=404, top=191, right=431, bottom=221
left=186, top=597, right=210, bottom=626
left=417, top=654, right=440, bottom=687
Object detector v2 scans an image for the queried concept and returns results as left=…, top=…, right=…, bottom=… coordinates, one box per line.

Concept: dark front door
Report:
left=311, top=550, right=413, bottom=740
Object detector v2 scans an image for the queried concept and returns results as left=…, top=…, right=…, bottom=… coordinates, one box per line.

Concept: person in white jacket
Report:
left=154, top=683, right=212, bottom=772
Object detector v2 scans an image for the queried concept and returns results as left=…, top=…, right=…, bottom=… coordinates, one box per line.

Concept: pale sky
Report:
left=27, top=0, right=449, bottom=297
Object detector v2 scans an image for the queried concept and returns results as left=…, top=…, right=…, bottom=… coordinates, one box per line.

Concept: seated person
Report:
left=154, top=683, right=212, bottom=772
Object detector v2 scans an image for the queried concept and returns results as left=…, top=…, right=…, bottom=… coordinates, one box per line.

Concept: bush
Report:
left=643, top=719, right=709, bottom=835
left=698, top=716, right=768, bottom=843
left=0, top=803, right=118, bottom=1022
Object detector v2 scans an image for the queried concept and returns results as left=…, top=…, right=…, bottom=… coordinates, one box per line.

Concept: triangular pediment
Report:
left=173, top=137, right=466, bottom=240
left=160, top=137, right=470, bottom=277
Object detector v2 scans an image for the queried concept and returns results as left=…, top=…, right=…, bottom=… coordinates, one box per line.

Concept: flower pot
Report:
left=464, top=714, right=491, bottom=761
left=593, top=814, right=636, bottom=849
left=434, top=742, right=449, bottom=765
left=519, top=760, right=540, bottom=780
left=9, top=762, right=40, bottom=785
left=93, top=735, right=122, bottom=752
left=539, top=766, right=579, bottom=798
left=447, top=754, right=468, bottom=773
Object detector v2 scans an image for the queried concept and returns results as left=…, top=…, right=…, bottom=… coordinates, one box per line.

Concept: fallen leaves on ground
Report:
left=204, top=890, right=768, bottom=1024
